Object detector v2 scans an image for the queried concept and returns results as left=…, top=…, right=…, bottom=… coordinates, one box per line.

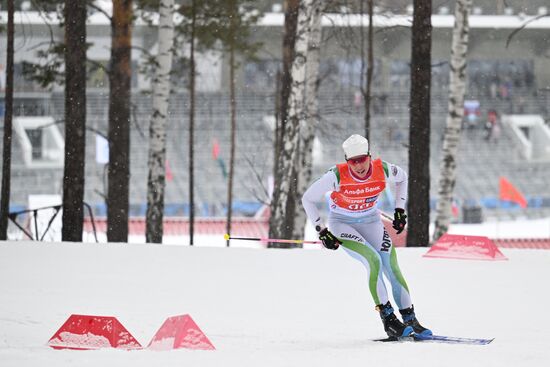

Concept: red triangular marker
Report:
left=47, top=314, right=142, bottom=350
left=148, top=314, right=215, bottom=350
left=425, top=234, right=508, bottom=261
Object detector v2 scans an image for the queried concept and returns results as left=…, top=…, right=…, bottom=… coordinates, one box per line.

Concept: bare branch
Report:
left=34, top=118, right=65, bottom=130
left=506, top=14, right=549, bottom=48
left=86, top=126, right=109, bottom=140
left=87, top=59, right=110, bottom=74
left=32, top=119, right=109, bottom=141
left=132, top=45, right=155, bottom=58
left=88, top=2, right=112, bottom=21
left=30, top=0, right=59, bottom=46
left=130, top=101, right=146, bottom=140
left=244, top=155, right=271, bottom=205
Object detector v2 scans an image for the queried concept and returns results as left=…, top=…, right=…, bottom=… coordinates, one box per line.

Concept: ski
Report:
left=373, top=336, right=415, bottom=343
left=415, top=334, right=494, bottom=345
left=374, top=334, right=494, bottom=345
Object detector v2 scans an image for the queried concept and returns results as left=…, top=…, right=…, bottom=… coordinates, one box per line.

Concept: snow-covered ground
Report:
left=1, top=240, right=549, bottom=367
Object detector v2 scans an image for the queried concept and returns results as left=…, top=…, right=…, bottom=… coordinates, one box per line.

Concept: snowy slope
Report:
left=1, top=241, right=549, bottom=367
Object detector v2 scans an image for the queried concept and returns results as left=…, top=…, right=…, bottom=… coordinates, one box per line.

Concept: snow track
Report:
left=1, top=241, right=549, bottom=367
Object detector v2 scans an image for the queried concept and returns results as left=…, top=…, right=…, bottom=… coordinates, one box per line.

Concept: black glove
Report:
left=392, top=208, right=407, bottom=234
left=316, top=226, right=341, bottom=250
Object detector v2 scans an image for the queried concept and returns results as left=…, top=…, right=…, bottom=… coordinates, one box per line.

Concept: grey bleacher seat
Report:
left=6, top=88, right=549, bottom=222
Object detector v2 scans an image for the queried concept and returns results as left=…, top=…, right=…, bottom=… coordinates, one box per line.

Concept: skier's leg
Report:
left=329, top=221, right=413, bottom=338
left=358, top=219, right=412, bottom=310
left=358, top=219, right=431, bottom=335
left=328, top=221, right=389, bottom=306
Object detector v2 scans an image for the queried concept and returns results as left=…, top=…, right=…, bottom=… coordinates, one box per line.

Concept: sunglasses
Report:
left=347, top=155, right=370, bottom=165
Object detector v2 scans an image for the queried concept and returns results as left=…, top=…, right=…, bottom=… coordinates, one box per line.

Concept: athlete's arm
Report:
left=301, top=170, right=338, bottom=229
left=384, top=162, right=408, bottom=210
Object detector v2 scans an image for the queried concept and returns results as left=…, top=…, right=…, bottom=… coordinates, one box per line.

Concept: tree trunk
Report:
left=188, top=0, right=196, bottom=246
left=273, top=69, right=281, bottom=179
left=269, top=0, right=312, bottom=247
left=359, top=0, right=374, bottom=141
left=225, top=5, right=237, bottom=247
left=364, top=0, right=374, bottom=141
left=293, top=0, right=322, bottom=240
left=273, top=0, right=299, bottom=199
left=107, top=0, right=133, bottom=242
left=433, top=0, right=472, bottom=241
left=407, top=0, right=432, bottom=247
left=0, top=0, right=15, bottom=241
left=145, top=0, right=175, bottom=244
left=62, top=0, right=87, bottom=242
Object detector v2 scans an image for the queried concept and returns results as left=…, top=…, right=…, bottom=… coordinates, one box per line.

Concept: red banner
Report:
left=499, top=176, right=527, bottom=208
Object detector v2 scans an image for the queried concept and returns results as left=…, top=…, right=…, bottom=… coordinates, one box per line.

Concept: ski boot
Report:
left=400, top=305, right=432, bottom=337
left=376, top=301, right=414, bottom=338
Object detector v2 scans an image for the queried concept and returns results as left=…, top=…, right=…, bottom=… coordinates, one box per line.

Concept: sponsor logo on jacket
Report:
left=343, top=186, right=381, bottom=195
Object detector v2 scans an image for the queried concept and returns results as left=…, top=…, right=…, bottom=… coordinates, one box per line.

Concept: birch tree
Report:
left=269, top=0, right=313, bottom=246
left=0, top=0, right=15, bottom=240
left=292, top=0, right=322, bottom=240
left=274, top=0, right=299, bottom=181
left=433, top=0, right=473, bottom=242
left=62, top=0, right=87, bottom=242
left=145, top=0, right=175, bottom=243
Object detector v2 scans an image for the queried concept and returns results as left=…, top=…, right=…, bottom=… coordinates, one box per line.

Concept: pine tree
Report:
left=0, top=0, right=15, bottom=240
left=107, top=0, right=133, bottom=242
left=407, top=0, right=432, bottom=247
left=61, top=0, right=87, bottom=242
left=206, top=0, right=261, bottom=246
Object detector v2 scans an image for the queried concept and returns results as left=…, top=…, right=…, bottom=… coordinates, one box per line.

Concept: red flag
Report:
left=451, top=200, right=459, bottom=217
left=212, top=138, right=220, bottom=160
left=165, top=159, right=173, bottom=182
left=499, top=176, right=527, bottom=208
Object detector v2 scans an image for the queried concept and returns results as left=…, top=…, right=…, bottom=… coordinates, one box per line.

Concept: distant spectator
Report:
left=489, top=79, right=498, bottom=99
left=464, top=100, right=481, bottom=129
left=484, top=109, right=500, bottom=143
left=516, top=96, right=526, bottom=114
left=499, top=83, right=509, bottom=100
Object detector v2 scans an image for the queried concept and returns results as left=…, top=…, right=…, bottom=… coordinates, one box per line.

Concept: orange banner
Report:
left=499, top=176, right=527, bottom=208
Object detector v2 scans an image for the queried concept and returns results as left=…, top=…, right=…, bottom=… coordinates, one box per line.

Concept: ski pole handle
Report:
left=224, top=233, right=322, bottom=245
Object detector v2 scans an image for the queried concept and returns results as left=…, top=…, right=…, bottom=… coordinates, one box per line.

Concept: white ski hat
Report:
left=342, top=134, right=370, bottom=159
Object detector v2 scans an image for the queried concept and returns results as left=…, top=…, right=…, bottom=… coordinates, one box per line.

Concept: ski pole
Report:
left=224, top=233, right=322, bottom=245
left=379, top=210, right=394, bottom=221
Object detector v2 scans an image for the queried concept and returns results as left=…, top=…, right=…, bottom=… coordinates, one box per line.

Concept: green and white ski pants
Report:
left=328, top=216, right=412, bottom=310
